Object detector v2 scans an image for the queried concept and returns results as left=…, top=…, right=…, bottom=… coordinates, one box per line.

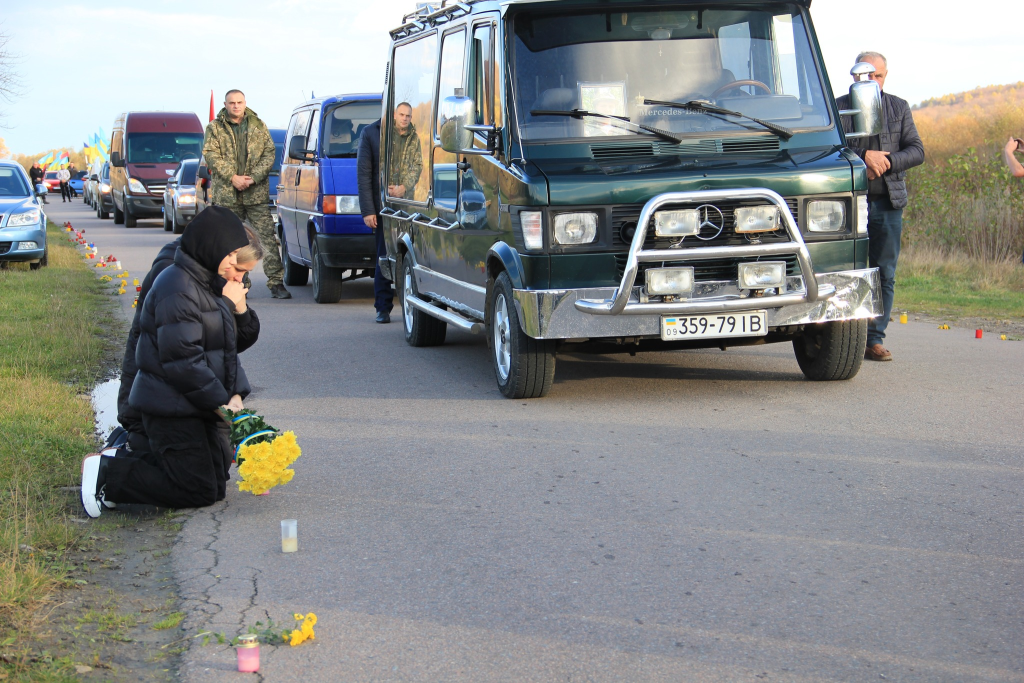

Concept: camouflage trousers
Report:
left=219, top=203, right=283, bottom=289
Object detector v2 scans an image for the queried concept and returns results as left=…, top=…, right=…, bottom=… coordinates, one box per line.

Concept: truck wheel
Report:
left=399, top=254, right=446, bottom=347
left=113, top=199, right=124, bottom=225
left=793, top=319, right=867, bottom=381
left=124, top=204, right=137, bottom=228
left=281, top=236, right=308, bottom=286
left=311, top=240, right=343, bottom=304
left=489, top=271, right=556, bottom=399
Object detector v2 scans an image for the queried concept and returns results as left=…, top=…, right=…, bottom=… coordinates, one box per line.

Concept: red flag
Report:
left=209, top=90, right=215, bottom=122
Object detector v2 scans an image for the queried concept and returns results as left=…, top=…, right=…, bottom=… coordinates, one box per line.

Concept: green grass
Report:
left=895, top=248, right=1024, bottom=319
left=150, top=612, right=185, bottom=631
left=0, top=222, right=118, bottom=676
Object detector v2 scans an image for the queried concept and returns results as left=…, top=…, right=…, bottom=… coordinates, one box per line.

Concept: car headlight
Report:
left=654, top=209, right=699, bottom=237
left=127, top=177, right=147, bottom=194
left=855, top=195, right=867, bottom=234
left=553, top=212, right=597, bottom=245
left=646, top=267, right=694, bottom=295
left=178, top=194, right=196, bottom=205
left=806, top=200, right=846, bottom=233
left=7, top=209, right=41, bottom=227
left=322, top=195, right=360, bottom=215
left=734, top=206, right=780, bottom=233
left=738, top=261, right=786, bottom=289
left=520, top=211, right=543, bottom=250
left=100, top=183, right=111, bottom=193
left=17, top=241, right=39, bottom=250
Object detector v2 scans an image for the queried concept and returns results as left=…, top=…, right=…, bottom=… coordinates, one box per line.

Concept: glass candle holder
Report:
left=236, top=634, right=259, bottom=672
left=281, top=519, right=298, bottom=553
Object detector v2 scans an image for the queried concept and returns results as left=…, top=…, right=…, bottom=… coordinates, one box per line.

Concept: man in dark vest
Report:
left=357, top=118, right=395, bottom=323
left=837, top=52, right=924, bottom=362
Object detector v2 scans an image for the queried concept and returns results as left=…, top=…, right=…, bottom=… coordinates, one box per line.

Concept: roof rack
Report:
left=390, top=0, right=479, bottom=39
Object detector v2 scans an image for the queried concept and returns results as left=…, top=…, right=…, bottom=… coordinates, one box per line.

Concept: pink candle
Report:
left=236, top=635, right=259, bottom=672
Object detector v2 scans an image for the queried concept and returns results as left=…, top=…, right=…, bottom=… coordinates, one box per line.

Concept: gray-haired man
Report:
left=836, top=52, right=924, bottom=362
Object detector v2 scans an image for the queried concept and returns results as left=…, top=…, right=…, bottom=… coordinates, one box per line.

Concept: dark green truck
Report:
left=380, top=0, right=884, bottom=398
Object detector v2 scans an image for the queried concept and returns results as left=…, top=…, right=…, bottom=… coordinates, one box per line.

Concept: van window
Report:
left=126, top=133, right=203, bottom=163
left=435, top=30, right=466, bottom=136
left=388, top=33, right=437, bottom=203
left=468, top=23, right=498, bottom=126
left=286, top=109, right=312, bottom=161
left=307, top=109, right=321, bottom=161
left=322, top=102, right=381, bottom=158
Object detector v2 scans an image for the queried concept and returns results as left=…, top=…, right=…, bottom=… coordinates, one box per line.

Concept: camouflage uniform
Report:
left=388, top=123, right=423, bottom=200
left=203, top=107, right=282, bottom=288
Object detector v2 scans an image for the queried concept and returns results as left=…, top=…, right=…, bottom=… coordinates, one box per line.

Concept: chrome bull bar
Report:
left=574, top=188, right=836, bottom=316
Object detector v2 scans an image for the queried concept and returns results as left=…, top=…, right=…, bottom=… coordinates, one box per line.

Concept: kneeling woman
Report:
left=82, top=207, right=257, bottom=516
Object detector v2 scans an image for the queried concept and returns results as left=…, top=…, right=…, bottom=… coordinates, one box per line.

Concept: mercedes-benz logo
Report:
left=694, top=204, right=725, bottom=241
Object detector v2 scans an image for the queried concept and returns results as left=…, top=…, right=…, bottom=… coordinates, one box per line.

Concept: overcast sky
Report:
left=1, top=0, right=1019, bottom=155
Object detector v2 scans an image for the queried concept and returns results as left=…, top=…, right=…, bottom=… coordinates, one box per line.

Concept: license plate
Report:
left=661, top=311, right=767, bottom=340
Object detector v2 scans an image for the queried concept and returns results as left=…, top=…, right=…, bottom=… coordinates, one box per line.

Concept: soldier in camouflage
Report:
left=387, top=102, right=423, bottom=201
left=203, top=90, right=291, bottom=298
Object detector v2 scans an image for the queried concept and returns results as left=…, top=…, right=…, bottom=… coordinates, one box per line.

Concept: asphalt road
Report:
left=49, top=200, right=1023, bottom=682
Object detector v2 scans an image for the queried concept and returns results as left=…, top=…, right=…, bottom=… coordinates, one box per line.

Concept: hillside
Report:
left=911, top=82, right=1024, bottom=162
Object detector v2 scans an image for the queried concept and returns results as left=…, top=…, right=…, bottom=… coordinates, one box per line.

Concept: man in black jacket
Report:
left=836, top=52, right=924, bottom=362
left=29, top=163, right=45, bottom=203
left=81, top=208, right=253, bottom=516
left=357, top=118, right=394, bottom=323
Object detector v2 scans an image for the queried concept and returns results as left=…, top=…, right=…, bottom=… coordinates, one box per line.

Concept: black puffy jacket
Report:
left=118, top=239, right=261, bottom=430
left=836, top=91, right=924, bottom=209
left=129, top=247, right=251, bottom=418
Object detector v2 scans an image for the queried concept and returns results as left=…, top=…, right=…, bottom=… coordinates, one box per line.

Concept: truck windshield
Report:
left=126, top=133, right=203, bottom=163
left=321, top=102, right=381, bottom=158
left=512, top=4, right=830, bottom=142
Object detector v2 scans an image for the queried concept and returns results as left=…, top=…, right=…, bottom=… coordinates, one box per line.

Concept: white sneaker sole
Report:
left=80, top=456, right=103, bottom=518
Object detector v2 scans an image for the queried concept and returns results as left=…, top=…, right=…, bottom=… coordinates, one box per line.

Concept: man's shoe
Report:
left=80, top=455, right=105, bottom=518
left=269, top=284, right=292, bottom=299
left=864, top=343, right=893, bottom=362
left=375, top=311, right=391, bottom=324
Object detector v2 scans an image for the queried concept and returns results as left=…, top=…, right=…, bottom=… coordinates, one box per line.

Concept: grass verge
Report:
left=896, top=248, right=1024, bottom=320
left=0, top=222, right=118, bottom=678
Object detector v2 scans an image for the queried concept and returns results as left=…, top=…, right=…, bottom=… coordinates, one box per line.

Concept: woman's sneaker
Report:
left=81, top=456, right=104, bottom=518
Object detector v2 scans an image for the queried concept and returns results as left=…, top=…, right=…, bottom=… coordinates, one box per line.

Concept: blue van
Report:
left=277, top=94, right=382, bottom=303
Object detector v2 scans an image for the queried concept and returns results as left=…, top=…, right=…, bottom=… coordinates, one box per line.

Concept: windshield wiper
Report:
left=643, top=99, right=794, bottom=140
left=530, top=109, right=682, bottom=144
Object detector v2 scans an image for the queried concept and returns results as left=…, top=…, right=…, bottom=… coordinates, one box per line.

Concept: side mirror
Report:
left=439, top=89, right=499, bottom=156
left=839, top=62, right=883, bottom=139
left=167, top=179, right=177, bottom=187
left=288, top=135, right=315, bottom=161
left=197, top=166, right=210, bottom=180
left=35, top=184, right=47, bottom=197
left=110, top=151, right=125, bottom=167
left=90, top=174, right=99, bottom=181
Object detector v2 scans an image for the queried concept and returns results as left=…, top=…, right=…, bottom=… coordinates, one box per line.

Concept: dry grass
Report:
left=896, top=246, right=1024, bottom=319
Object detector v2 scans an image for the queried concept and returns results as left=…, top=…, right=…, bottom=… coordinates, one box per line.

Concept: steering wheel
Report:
left=711, top=79, right=772, bottom=98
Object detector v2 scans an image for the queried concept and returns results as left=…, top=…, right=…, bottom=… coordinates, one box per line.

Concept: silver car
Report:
left=0, top=162, right=47, bottom=269
left=161, top=159, right=198, bottom=234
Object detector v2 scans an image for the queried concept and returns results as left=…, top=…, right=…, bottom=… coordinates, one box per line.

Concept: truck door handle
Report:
left=295, top=169, right=302, bottom=186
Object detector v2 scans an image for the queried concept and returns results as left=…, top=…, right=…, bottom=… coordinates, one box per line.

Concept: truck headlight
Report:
left=738, top=261, right=786, bottom=289
left=323, top=195, right=360, bottom=214
left=7, top=209, right=41, bottom=227
left=734, top=206, right=780, bottom=233
left=553, top=212, right=597, bottom=245
left=646, top=267, right=694, bottom=295
left=127, top=177, right=147, bottom=194
left=520, top=211, right=543, bottom=250
left=806, top=200, right=845, bottom=232
left=654, top=209, right=699, bottom=237
left=855, top=195, right=867, bottom=234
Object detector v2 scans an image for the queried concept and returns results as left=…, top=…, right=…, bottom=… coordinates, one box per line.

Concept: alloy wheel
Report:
left=493, top=293, right=511, bottom=381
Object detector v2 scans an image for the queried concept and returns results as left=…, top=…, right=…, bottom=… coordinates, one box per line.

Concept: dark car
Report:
left=381, top=0, right=884, bottom=398
left=162, top=159, right=198, bottom=234
left=94, top=162, right=113, bottom=219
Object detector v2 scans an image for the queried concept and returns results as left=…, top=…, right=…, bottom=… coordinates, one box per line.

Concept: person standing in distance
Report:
left=203, top=89, right=290, bottom=299
left=29, top=163, right=46, bottom=203
left=357, top=117, right=395, bottom=323
left=836, top=52, right=924, bottom=362
left=57, top=164, right=71, bottom=202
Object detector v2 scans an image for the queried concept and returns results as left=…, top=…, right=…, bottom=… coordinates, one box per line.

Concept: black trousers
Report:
left=104, top=414, right=232, bottom=508
left=60, top=182, right=71, bottom=201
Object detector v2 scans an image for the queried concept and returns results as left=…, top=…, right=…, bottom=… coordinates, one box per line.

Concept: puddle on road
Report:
left=92, top=377, right=120, bottom=441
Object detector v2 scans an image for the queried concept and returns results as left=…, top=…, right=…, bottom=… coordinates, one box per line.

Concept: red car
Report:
left=43, top=171, right=61, bottom=193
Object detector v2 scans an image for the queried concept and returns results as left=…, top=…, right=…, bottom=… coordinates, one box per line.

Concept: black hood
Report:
left=180, top=206, right=248, bottom=273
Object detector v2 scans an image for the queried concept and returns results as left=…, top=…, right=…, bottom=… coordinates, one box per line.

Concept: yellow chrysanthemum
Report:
left=236, top=432, right=302, bottom=495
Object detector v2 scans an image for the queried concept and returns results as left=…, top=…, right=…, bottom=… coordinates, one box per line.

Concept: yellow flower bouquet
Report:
left=226, top=410, right=302, bottom=495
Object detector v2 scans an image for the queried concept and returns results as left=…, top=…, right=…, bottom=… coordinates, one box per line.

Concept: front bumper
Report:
left=314, top=233, right=377, bottom=270
left=514, top=268, right=880, bottom=339
left=0, top=224, right=47, bottom=261
left=124, top=194, right=164, bottom=217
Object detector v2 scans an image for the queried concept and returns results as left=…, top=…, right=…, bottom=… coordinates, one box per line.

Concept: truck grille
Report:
left=147, top=183, right=166, bottom=195
left=590, top=137, right=780, bottom=160
left=611, top=197, right=800, bottom=249
left=615, top=253, right=800, bottom=283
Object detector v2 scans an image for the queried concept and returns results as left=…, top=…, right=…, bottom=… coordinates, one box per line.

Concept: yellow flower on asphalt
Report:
left=285, top=612, right=317, bottom=646
left=293, top=613, right=303, bottom=621
left=236, top=432, right=302, bottom=495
